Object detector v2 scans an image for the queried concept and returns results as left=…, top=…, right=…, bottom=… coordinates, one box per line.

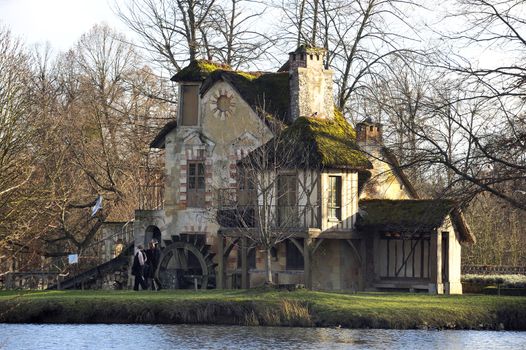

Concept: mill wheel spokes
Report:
left=157, top=234, right=217, bottom=289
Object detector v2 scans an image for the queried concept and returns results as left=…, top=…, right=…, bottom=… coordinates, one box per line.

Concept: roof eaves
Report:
left=150, top=120, right=177, bottom=149
left=450, top=208, right=476, bottom=245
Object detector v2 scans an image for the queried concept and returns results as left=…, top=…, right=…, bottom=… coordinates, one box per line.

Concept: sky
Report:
left=0, top=0, right=129, bottom=52
left=0, top=0, right=512, bottom=69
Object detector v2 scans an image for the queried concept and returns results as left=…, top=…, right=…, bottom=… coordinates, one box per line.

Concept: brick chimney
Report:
left=289, top=46, right=334, bottom=121
left=356, top=118, right=383, bottom=145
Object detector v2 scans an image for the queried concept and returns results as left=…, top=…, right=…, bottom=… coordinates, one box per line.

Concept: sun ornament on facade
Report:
left=210, top=89, right=236, bottom=120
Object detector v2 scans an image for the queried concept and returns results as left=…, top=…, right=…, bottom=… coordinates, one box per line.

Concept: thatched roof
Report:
left=200, top=70, right=290, bottom=124
left=171, top=60, right=231, bottom=82
left=273, top=110, right=372, bottom=170
left=357, top=199, right=475, bottom=244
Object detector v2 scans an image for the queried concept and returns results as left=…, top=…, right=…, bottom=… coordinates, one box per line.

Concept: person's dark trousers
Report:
left=151, top=277, right=162, bottom=291
left=133, top=273, right=148, bottom=291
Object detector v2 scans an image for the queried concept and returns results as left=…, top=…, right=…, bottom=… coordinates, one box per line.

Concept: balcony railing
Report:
left=217, top=204, right=321, bottom=230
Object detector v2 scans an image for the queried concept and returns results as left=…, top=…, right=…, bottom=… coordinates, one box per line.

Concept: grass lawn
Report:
left=1, top=289, right=525, bottom=330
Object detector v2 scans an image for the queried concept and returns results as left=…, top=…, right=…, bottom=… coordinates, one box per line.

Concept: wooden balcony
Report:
left=217, top=204, right=321, bottom=232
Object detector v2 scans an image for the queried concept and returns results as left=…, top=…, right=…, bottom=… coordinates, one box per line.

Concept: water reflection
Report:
left=0, top=324, right=525, bottom=350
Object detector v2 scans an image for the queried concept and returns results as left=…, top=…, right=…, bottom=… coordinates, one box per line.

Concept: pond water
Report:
left=0, top=324, right=525, bottom=349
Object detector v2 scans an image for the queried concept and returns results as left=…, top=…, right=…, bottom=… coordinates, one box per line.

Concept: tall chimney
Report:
left=289, top=46, right=334, bottom=121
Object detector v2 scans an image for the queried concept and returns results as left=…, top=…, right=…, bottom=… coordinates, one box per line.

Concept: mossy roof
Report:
left=357, top=199, right=475, bottom=243
left=200, top=70, right=290, bottom=123
left=357, top=199, right=455, bottom=233
left=273, top=110, right=372, bottom=169
left=171, top=60, right=231, bottom=82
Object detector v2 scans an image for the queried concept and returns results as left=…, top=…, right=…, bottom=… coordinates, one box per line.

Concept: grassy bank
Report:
left=1, top=289, right=525, bottom=330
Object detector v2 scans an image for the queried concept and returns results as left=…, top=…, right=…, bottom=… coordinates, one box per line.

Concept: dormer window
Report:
left=181, top=84, right=199, bottom=126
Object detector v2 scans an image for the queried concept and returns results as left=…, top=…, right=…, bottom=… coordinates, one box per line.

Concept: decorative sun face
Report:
left=210, top=89, right=236, bottom=120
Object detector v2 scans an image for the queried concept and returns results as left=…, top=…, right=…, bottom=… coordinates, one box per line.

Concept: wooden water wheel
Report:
left=157, top=234, right=216, bottom=289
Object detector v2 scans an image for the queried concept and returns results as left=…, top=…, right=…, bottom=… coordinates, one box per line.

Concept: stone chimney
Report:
left=289, top=46, right=334, bottom=121
left=356, top=118, right=383, bottom=145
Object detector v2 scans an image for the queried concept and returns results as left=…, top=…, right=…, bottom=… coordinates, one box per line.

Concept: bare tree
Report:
left=0, top=25, right=171, bottom=268
left=216, top=119, right=317, bottom=285
left=204, top=0, right=276, bottom=69
left=115, top=0, right=276, bottom=74
left=0, top=28, right=36, bottom=246
left=115, top=0, right=216, bottom=73
left=375, top=0, right=526, bottom=210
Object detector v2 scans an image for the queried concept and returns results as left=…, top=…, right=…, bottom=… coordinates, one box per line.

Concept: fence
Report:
left=462, top=265, right=526, bottom=275
left=0, top=271, right=59, bottom=290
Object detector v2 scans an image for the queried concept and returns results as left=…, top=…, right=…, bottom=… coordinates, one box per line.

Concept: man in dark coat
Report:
left=131, top=244, right=148, bottom=291
left=145, top=239, right=162, bottom=291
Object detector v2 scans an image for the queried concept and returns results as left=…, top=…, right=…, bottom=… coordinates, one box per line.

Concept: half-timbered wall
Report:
left=377, top=236, right=430, bottom=279
left=297, top=170, right=320, bottom=228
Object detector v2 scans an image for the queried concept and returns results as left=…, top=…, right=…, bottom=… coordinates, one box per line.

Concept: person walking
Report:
left=145, top=239, right=162, bottom=291
left=132, top=244, right=148, bottom=291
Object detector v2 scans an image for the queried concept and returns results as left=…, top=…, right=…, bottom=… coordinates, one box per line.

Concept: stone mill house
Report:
left=129, top=46, right=475, bottom=294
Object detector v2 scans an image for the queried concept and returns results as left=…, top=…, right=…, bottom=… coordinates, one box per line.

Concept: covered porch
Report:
left=357, top=199, right=475, bottom=294
left=215, top=227, right=365, bottom=291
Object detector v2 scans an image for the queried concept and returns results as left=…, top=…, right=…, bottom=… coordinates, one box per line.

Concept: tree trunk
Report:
left=265, top=247, right=273, bottom=285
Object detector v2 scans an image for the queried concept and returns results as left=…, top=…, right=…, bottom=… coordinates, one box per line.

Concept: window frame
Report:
left=187, top=161, right=206, bottom=207
left=237, top=166, right=256, bottom=206
left=180, top=84, right=200, bottom=127
left=328, top=175, right=342, bottom=220
left=277, top=174, right=298, bottom=227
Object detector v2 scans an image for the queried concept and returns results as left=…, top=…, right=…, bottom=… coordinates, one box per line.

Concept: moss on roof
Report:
left=276, top=110, right=372, bottom=169
left=201, top=70, right=290, bottom=123
left=171, top=60, right=231, bottom=82
left=357, top=199, right=456, bottom=232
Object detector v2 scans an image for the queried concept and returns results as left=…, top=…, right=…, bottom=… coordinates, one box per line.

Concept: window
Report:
left=237, top=247, right=256, bottom=269
left=237, top=167, right=255, bottom=206
left=181, top=85, right=199, bottom=126
left=286, top=239, right=304, bottom=269
left=187, top=161, right=205, bottom=207
left=328, top=176, right=342, bottom=220
left=277, top=175, right=298, bottom=226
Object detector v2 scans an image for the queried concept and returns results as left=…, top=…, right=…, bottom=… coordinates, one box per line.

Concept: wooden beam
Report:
left=217, top=234, right=224, bottom=289
left=429, top=230, right=443, bottom=294
left=304, top=237, right=313, bottom=289
left=312, top=238, right=324, bottom=254
left=345, top=239, right=362, bottom=265
left=241, top=237, right=249, bottom=289
left=220, top=228, right=308, bottom=238
left=309, top=229, right=364, bottom=240
left=290, top=238, right=304, bottom=256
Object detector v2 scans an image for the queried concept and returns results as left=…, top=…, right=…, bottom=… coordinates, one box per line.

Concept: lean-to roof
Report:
left=357, top=199, right=475, bottom=244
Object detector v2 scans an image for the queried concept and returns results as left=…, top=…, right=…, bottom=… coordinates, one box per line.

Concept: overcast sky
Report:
left=0, top=0, right=129, bottom=51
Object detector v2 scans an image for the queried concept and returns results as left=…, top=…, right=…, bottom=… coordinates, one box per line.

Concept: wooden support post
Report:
left=217, top=234, right=224, bottom=290
left=359, top=239, right=366, bottom=291
left=429, top=230, right=443, bottom=294
left=241, top=237, right=249, bottom=289
left=304, top=237, right=313, bottom=289
left=372, top=231, right=380, bottom=279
